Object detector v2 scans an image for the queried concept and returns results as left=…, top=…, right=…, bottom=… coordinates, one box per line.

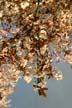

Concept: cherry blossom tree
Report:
left=0, top=0, right=72, bottom=107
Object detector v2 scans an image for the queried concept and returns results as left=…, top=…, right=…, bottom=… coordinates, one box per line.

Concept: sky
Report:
left=7, top=60, right=72, bottom=108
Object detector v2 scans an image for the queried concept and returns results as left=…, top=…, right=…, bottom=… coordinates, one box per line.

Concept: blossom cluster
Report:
left=0, top=0, right=72, bottom=107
